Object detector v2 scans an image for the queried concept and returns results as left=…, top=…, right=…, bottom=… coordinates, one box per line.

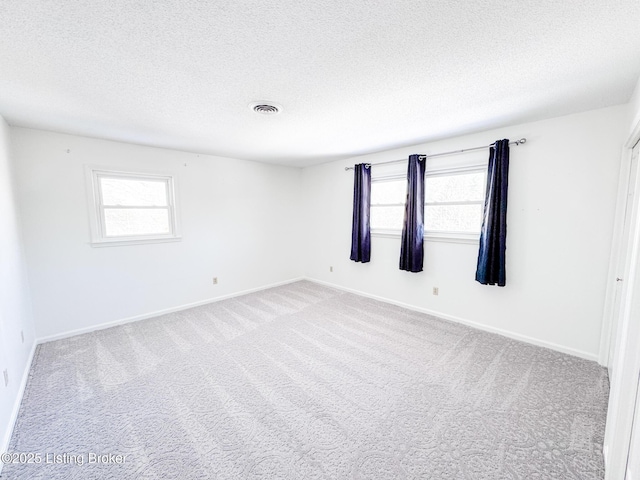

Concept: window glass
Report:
left=370, top=167, right=486, bottom=239
left=104, top=208, right=171, bottom=237
left=370, top=205, right=405, bottom=230
left=371, top=179, right=406, bottom=205
left=100, top=177, right=168, bottom=206
left=425, top=204, right=483, bottom=233
left=425, top=172, right=484, bottom=203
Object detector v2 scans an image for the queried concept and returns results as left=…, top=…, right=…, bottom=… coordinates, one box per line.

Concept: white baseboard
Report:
left=305, top=277, right=599, bottom=363
left=0, top=340, right=37, bottom=476
left=37, top=277, right=305, bottom=344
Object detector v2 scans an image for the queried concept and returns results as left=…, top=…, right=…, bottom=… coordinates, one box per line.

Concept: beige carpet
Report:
left=3, top=281, right=608, bottom=479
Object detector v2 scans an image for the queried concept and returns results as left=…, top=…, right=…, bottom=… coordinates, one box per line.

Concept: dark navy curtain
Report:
left=476, top=139, right=510, bottom=286
left=399, top=155, right=426, bottom=272
left=350, top=164, right=371, bottom=263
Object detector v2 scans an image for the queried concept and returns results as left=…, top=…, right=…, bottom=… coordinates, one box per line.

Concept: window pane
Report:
left=371, top=179, right=406, bottom=205
left=425, top=204, right=483, bottom=233
left=100, top=177, right=168, bottom=206
left=371, top=205, right=405, bottom=230
left=104, top=208, right=170, bottom=236
left=425, top=172, right=485, bottom=203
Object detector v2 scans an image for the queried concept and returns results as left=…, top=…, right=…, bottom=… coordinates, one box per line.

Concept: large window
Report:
left=371, top=165, right=486, bottom=242
left=86, top=167, right=181, bottom=246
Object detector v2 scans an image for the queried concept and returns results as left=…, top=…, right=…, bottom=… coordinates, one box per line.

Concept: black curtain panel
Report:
left=399, top=155, right=426, bottom=272
left=476, top=139, right=510, bottom=286
left=350, top=163, right=371, bottom=263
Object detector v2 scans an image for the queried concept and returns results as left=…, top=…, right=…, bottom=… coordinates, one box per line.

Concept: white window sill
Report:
left=371, top=229, right=479, bottom=244
left=89, top=236, right=182, bottom=248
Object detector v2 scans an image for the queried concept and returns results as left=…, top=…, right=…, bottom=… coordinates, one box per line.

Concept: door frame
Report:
left=599, top=127, right=640, bottom=368
left=603, top=119, right=640, bottom=479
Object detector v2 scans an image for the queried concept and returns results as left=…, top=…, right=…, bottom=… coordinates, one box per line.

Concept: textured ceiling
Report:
left=1, top=1, right=640, bottom=166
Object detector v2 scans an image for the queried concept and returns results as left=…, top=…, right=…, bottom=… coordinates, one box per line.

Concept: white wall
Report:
left=0, top=117, right=36, bottom=460
left=302, top=105, right=627, bottom=360
left=8, top=105, right=628, bottom=358
left=11, top=128, right=304, bottom=340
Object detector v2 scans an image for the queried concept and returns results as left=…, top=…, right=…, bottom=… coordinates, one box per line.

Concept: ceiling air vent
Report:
left=250, top=102, right=282, bottom=115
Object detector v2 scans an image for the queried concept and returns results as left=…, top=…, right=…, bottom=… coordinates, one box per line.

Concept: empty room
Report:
left=2, top=1, right=640, bottom=479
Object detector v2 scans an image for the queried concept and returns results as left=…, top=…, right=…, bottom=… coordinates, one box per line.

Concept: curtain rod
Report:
left=344, top=138, right=526, bottom=171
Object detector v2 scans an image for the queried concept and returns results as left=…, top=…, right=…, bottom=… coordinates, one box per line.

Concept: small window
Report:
left=425, top=170, right=485, bottom=236
left=86, top=167, right=181, bottom=246
left=370, top=167, right=486, bottom=242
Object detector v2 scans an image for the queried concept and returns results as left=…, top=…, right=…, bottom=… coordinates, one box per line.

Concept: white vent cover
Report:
left=249, top=102, right=282, bottom=115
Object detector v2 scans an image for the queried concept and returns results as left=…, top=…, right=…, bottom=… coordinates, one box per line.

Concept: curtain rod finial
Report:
left=516, top=138, right=526, bottom=145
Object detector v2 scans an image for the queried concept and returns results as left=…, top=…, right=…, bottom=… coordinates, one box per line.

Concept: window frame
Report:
left=370, top=162, right=487, bottom=244
left=85, top=166, right=182, bottom=247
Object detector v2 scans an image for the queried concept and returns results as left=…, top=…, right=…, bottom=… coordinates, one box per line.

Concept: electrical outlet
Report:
left=21, top=330, right=24, bottom=343
left=329, top=266, right=333, bottom=273
left=212, top=277, right=218, bottom=285
left=432, top=287, right=439, bottom=296
left=3, top=369, right=8, bottom=387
